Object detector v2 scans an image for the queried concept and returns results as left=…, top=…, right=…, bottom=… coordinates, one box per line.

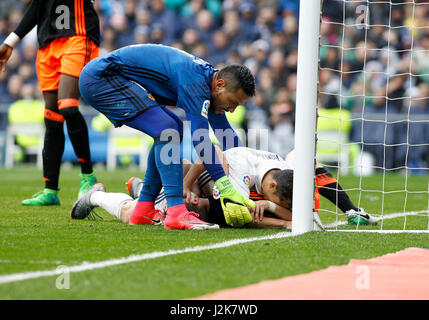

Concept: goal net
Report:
left=294, top=0, right=429, bottom=233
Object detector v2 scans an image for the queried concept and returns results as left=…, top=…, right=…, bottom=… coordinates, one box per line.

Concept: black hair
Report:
left=272, top=169, right=294, bottom=207
left=217, top=64, right=256, bottom=97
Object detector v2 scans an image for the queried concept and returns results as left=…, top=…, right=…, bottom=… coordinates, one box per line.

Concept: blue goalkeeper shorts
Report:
left=79, top=69, right=160, bottom=127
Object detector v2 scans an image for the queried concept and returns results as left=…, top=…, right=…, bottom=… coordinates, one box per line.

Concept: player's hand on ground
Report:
left=250, top=200, right=268, bottom=223
left=183, top=188, right=199, bottom=206
left=183, top=186, right=193, bottom=204
left=215, top=176, right=255, bottom=226
left=0, top=43, right=13, bottom=72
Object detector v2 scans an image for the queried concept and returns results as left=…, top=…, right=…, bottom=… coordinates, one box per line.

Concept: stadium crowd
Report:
left=1, top=0, right=429, bottom=168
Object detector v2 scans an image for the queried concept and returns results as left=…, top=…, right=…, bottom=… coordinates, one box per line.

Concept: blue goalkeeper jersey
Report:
left=84, top=44, right=242, bottom=180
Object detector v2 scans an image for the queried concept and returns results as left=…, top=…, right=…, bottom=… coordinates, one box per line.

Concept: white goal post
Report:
left=292, top=0, right=429, bottom=234
left=292, top=0, right=322, bottom=234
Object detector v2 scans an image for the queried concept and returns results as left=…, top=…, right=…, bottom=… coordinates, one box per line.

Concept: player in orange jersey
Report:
left=0, top=0, right=100, bottom=205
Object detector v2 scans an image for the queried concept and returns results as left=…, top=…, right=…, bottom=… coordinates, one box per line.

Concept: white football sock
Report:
left=90, top=191, right=133, bottom=220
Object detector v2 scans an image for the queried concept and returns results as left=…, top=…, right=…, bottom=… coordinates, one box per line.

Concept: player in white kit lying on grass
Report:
left=71, top=150, right=294, bottom=229
left=71, top=146, right=377, bottom=228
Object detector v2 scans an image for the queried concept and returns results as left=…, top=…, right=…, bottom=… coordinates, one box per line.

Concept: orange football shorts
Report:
left=36, top=35, right=99, bottom=92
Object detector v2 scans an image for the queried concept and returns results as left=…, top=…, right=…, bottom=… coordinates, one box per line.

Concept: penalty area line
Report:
left=0, top=231, right=297, bottom=285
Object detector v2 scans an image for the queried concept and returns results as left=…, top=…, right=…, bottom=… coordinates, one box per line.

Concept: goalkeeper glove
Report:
left=215, top=176, right=255, bottom=226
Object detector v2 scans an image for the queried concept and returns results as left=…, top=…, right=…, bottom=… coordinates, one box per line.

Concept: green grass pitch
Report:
left=0, top=166, right=428, bottom=300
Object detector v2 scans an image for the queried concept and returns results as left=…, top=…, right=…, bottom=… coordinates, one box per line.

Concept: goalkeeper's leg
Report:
left=124, top=108, right=218, bottom=230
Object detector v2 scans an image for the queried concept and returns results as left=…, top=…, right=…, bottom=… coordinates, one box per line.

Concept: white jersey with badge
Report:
left=222, top=147, right=292, bottom=198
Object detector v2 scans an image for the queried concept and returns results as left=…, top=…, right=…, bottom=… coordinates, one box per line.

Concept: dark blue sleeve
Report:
left=186, top=112, right=226, bottom=182
left=208, top=112, right=243, bottom=150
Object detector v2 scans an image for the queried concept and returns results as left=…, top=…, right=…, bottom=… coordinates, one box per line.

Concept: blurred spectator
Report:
left=246, top=90, right=270, bottom=150
left=7, top=8, right=23, bottom=33
left=320, top=47, right=340, bottom=70
left=123, top=0, right=137, bottom=29
left=270, top=31, right=288, bottom=52
left=285, top=72, right=297, bottom=104
left=181, top=0, right=222, bottom=23
left=267, top=49, right=288, bottom=90
left=7, top=82, right=45, bottom=164
left=269, top=87, right=295, bottom=157
left=0, top=1, right=17, bottom=19
left=208, top=29, right=230, bottom=66
left=225, top=50, right=242, bottom=65
left=0, top=17, right=8, bottom=42
left=404, top=3, right=427, bottom=40
left=182, top=28, right=201, bottom=53
left=6, top=74, right=23, bottom=104
left=257, top=67, right=276, bottom=107
left=195, top=9, right=216, bottom=45
left=239, top=1, right=257, bottom=30
left=412, top=33, right=429, bottom=85
left=100, top=25, right=118, bottom=55
left=191, top=42, right=210, bottom=61
left=149, top=0, right=180, bottom=45
left=246, top=91, right=270, bottom=132
left=171, top=40, right=185, bottom=51
left=248, top=39, right=270, bottom=68
left=279, top=0, right=299, bottom=19
left=285, top=48, right=297, bottom=74
left=135, top=7, right=152, bottom=27
left=150, top=23, right=167, bottom=44
left=223, top=9, right=259, bottom=49
left=256, top=5, right=279, bottom=34
left=281, top=13, right=298, bottom=51
left=0, top=69, right=10, bottom=101
left=320, top=16, right=339, bottom=46
left=269, top=87, right=294, bottom=129
left=134, top=25, right=150, bottom=45
left=319, top=69, right=341, bottom=97
left=222, top=10, right=243, bottom=50
left=17, top=62, right=36, bottom=85
left=110, top=5, right=134, bottom=48
left=20, top=41, right=37, bottom=63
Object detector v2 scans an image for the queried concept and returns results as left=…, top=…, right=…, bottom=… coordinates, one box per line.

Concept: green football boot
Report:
left=346, top=208, right=378, bottom=226
left=22, top=189, right=60, bottom=206
left=78, top=172, right=97, bottom=199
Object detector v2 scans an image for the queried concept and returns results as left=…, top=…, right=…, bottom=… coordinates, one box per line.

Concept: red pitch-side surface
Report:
left=196, top=248, right=429, bottom=300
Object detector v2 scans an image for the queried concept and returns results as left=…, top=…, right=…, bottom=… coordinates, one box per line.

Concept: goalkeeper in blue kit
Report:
left=79, top=44, right=256, bottom=229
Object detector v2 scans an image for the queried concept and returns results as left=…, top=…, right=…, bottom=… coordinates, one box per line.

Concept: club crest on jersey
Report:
left=212, top=185, right=220, bottom=200
left=242, top=175, right=250, bottom=187
left=201, top=100, right=209, bottom=118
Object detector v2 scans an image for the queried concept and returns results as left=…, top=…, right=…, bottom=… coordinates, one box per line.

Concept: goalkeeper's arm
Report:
left=187, top=113, right=254, bottom=225
left=214, top=176, right=255, bottom=226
